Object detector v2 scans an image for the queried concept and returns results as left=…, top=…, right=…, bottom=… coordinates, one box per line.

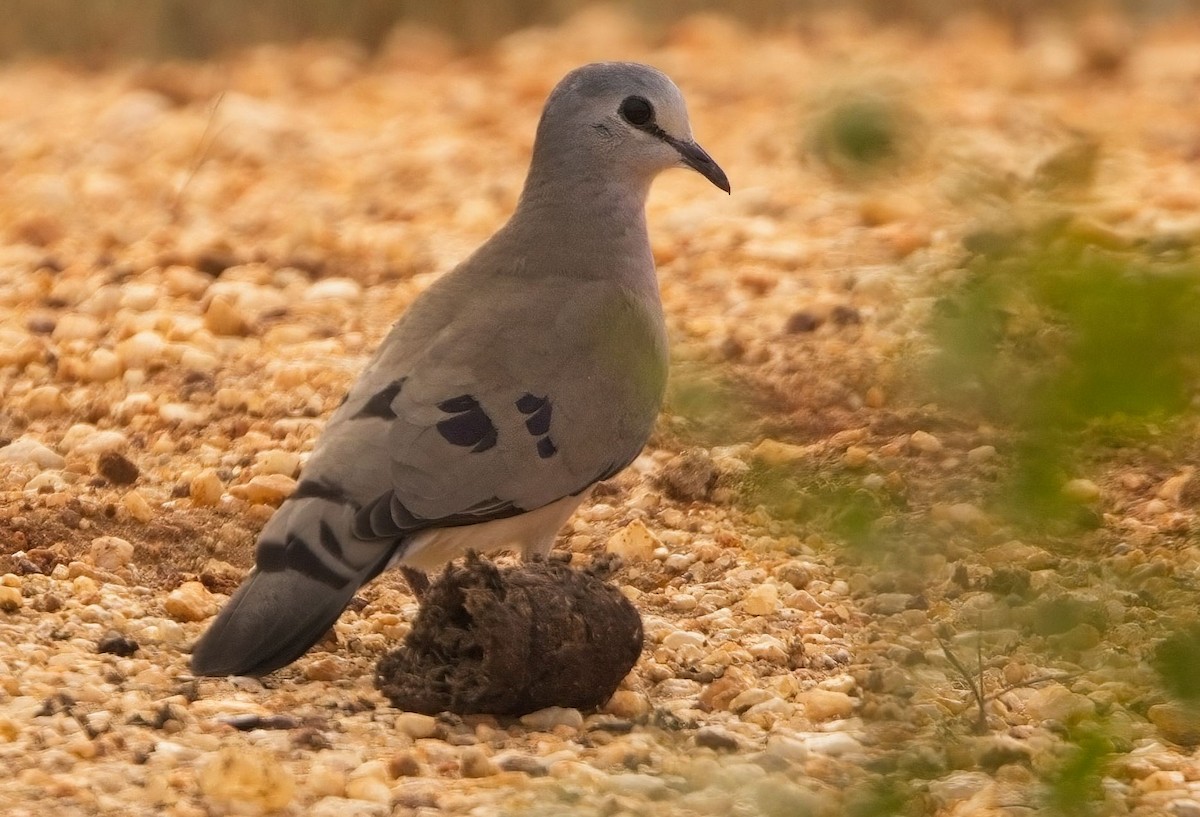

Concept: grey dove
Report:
left=190, top=62, right=729, bottom=677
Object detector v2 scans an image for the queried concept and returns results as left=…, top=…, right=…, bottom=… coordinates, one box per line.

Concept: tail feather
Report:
left=189, top=496, right=397, bottom=677
left=190, top=565, right=366, bottom=677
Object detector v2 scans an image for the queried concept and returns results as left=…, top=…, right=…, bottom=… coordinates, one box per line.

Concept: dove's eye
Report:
left=619, top=96, right=654, bottom=126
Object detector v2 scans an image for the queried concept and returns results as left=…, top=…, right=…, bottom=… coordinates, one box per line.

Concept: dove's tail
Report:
left=189, top=495, right=398, bottom=677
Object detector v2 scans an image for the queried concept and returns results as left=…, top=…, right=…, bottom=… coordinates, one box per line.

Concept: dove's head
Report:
left=530, top=62, right=730, bottom=195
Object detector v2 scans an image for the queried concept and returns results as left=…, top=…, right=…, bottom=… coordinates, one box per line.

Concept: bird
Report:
left=190, top=61, right=730, bottom=677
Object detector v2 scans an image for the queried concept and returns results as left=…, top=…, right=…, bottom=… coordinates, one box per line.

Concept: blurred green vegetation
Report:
left=928, top=218, right=1200, bottom=525
left=1040, top=721, right=1114, bottom=817
left=1153, top=625, right=1200, bottom=705
left=806, top=87, right=925, bottom=183
left=3, top=0, right=1200, bottom=61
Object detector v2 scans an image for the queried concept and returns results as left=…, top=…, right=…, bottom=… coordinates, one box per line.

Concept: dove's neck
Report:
left=505, top=158, right=655, bottom=283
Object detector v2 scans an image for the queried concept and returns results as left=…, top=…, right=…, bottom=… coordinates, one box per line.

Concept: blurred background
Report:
left=3, top=0, right=1200, bottom=59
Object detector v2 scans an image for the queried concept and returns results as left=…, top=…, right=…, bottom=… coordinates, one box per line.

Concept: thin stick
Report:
left=171, top=90, right=225, bottom=219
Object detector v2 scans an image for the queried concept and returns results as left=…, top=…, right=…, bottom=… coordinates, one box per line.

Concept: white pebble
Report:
left=164, top=581, right=217, bottom=622
left=967, top=445, right=997, bottom=463
left=742, top=583, right=779, bottom=616
left=909, top=430, right=943, bottom=454
left=89, top=536, right=135, bottom=571
left=802, top=732, right=863, bottom=757
left=662, top=630, right=706, bottom=650
left=1062, top=478, right=1101, bottom=503
left=519, top=706, right=583, bottom=731
left=254, top=450, right=301, bottom=477
left=394, top=712, right=438, bottom=739
left=305, top=278, right=363, bottom=302
left=606, top=519, right=660, bottom=562
left=197, top=746, right=295, bottom=812
left=116, top=330, right=167, bottom=368
left=0, top=437, right=65, bottom=469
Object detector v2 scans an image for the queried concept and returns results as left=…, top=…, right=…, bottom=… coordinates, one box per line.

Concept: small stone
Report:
left=165, top=581, right=217, bottom=622
left=797, top=689, right=855, bottom=721
left=696, top=726, right=741, bottom=750
left=88, top=536, right=135, bottom=571
left=774, top=562, right=813, bottom=589
left=304, top=657, right=343, bottom=682
left=160, top=401, right=205, bottom=426
left=197, top=746, right=295, bottom=813
left=460, top=747, right=498, bottom=778
left=190, top=469, right=224, bottom=506
left=494, top=752, right=548, bottom=776
left=765, top=734, right=808, bottom=763
left=669, top=593, right=698, bottom=611
left=946, top=502, right=987, bottom=528
left=655, top=449, right=716, bottom=502
left=1170, top=799, right=1200, bottom=817
left=97, top=451, right=139, bottom=485
left=83, top=348, right=123, bottom=382
left=0, top=437, right=65, bottom=469
left=115, top=330, right=168, bottom=368
left=520, top=706, right=584, bottom=731
left=747, top=634, right=789, bottom=663
left=97, top=630, right=139, bottom=657
left=751, top=439, right=808, bottom=466
left=395, top=712, right=439, bottom=739
left=803, top=732, right=862, bottom=757
left=870, top=593, right=914, bottom=615
left=52, top=313, right=103, bottom=341
left=254, top=449, right=301, bottom=478
left=784, top=311, right=822, bottom=333
left=22, top=385, right=68, bottom=417
left=729, top=688, right=774, bottom=713
left=1024, top=684, right=1095, bottom=723
left=1157, top=469, right=1194, bottom=503
left=743, top=583, right=779, bottom=616
left=605, top=773, right=669, bottom=798
left=967, top=445, right=997, bottom=464
left=699, top=670, right=751, bottom=712
left=909, top=431, right=943, bottom=454
left=929, top=771, right=992, bottom=807
left=230, top=474, right=298, bottom=505
left=842, top=445, right=870, bottom=467
left=343, top=776, right=392, bottom=805
left=606, top=519, right=660, bottom=562
left=122, top=490, right=155, bottom=522
left=310, top=797, right=387, bottom=817
left=180, top=347, right=220, bottom=374
left=204, top=295, right=250, bottom=336
left=830, top=304, right=861, bottom=325
left=662, top=630, right=706, bottom=650
left=0, top=585, right=22, bottom=613
left=1149, top=704, right=1200, bottom=747
left=305, top=277, right=363, bottom=302
left=603, top=690, right=650, bottom=719
left=387, top=751, right=422, bottom=778
left=1061, top=478, right=1101, bottom=503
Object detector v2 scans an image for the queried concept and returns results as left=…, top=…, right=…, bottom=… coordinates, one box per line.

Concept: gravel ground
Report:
left=3, top=8, right=1200, bottom=817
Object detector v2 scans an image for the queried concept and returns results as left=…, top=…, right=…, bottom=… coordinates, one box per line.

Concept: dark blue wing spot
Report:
left=516, top=393, right=554, bottom=452
left=354, top=378, right=406, bottom=420
left=437, top=394, right=479, bottom=413
left=515, top=393, right=543, bottom=414
left=436, top=395, right=498, bottom=453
